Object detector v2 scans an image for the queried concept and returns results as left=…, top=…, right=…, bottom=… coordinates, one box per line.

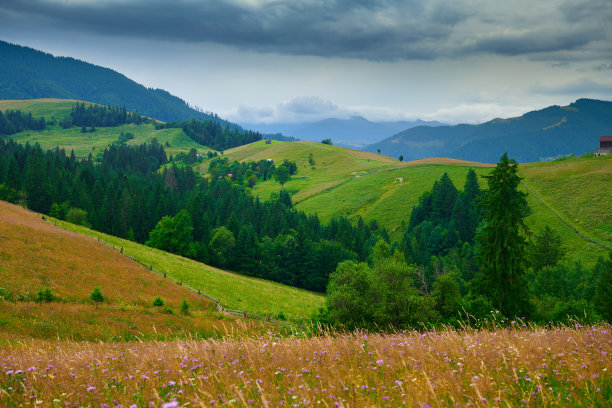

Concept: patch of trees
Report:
left=0, top=139, right=382, bottom=293
left=62, top=103, right=147, bottom=128
left=324, top=155, right=612, bottom=329
left=208, top=157, right=297, bottom=189
left=157, top=119, right=262, bottom=151
left=0, top=109, right=46, bottom=135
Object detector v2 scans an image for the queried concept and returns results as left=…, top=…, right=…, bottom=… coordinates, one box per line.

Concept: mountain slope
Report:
left=366, top=99, right=612, bottom=163
left=0, top=41, right=232, bottom=125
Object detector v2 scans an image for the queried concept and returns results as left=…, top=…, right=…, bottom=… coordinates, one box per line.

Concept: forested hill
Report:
left=0, top=41, right=232, bottom=125
left=366, top=98, right=612, bottom=163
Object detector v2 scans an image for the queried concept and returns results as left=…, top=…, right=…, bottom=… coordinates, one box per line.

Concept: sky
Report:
left=1, top=0, right=611, bottom=125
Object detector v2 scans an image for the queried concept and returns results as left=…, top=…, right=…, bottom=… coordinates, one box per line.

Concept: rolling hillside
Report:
left=0, top=99, right=209, bottom=158
left=223, top=140, right=611, bottom=264
left=0, top=201, right=324, bottom=341
left=366, top=98, right=612, bottom=163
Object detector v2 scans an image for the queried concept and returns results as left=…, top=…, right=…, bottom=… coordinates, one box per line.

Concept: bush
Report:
left=152, top=296, right=164, bottom=307
left=163, top=307, right=174, bottom=315
left=180, top=298, right=190, bottom=315
left=90, top=287, right=104, bottom=304
left=65, top=207, right=90, bottom=227
left=36, top=287, right=55, bottom=303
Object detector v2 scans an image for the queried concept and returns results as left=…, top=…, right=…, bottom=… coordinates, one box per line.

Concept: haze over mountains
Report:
left=366, top=99, right=612, bottom=163
left=242, top=117, right=443, bottom=149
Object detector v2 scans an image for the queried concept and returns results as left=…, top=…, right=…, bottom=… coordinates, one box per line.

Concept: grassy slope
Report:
left=0, top=99, right=207, bottom=158
left=0, top=201, right=249, bottom=341
left=52, top=218, right=324, bottom=321
left=519, top=154, right=612, bottom=247
left=223, top=141, right=610, bottom=264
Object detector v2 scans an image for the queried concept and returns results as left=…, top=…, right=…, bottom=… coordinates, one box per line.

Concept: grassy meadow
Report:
left=0, top=99, right=209, bottom=158
left=0, top=201, right=285, bottom=342
left=52, top=219, right=325, bottom=321
left=1, top=325, right=610, bottom=407
left=520, top=154, right=612, bottom=248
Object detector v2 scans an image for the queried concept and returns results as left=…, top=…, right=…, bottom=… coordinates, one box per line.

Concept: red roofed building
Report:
left=595, top=136, right=612, bottom=156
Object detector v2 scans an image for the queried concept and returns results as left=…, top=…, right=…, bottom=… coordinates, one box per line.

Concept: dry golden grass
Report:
left=0, top=325, right=609, bottom=407
left=0, top=201, right=270, bottom=341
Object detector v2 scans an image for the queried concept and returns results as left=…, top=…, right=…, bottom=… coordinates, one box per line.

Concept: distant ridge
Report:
left=243, top=116, right=443, bottom=148
left=366, top=98, right=612, bottom=163
left=0, top=40, right=233, bottom=126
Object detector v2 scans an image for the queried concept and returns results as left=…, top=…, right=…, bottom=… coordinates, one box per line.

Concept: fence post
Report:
left=120, top=247, right=123, bottom=254
left=243, top=311, right=247, bottom=318
left=163, top=272, right=166, bottom=278
left=265, top=316, right=270, bottom=323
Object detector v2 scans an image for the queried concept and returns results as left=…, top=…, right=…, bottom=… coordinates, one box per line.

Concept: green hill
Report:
left=223, top=141, right=611, bottom=264
left=0, top=99, right=209, bottom=158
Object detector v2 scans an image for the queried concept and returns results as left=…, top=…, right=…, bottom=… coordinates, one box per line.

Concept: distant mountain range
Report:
left=0, top=40, right=242, bottom=127
left=366, top=98, right=612, bottom=163
left=242, top=117, right=443, bottom=148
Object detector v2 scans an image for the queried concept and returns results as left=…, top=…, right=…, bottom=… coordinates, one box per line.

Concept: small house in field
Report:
left=265, top=139, right=272, bottom=144
left=595, top=136, right=612, bottom=156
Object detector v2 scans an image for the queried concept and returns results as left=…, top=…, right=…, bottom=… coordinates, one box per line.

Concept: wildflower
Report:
left=86, top=386, right=95, bottom=392
left=376, top=359, right=384, bottom=365
left=161, top=402, right=180, bottom=408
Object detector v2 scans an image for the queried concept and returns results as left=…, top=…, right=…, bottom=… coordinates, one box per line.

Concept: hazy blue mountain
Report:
left=366, top=99, right=612, bottom=163
left=241, top=117, right=443, bottom=148
left=0, top=40, right=235, bottom=126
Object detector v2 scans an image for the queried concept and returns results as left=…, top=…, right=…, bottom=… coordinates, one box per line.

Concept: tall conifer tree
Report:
left=476, top=153, right=530, bottom=318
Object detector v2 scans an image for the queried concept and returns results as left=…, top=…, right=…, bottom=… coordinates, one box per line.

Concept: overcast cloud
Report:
left=1, top=0, right=610, bottom=61
left=1, top=0, right=611, bottom=124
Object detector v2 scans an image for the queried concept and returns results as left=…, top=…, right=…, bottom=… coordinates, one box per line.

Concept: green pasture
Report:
left=53, top=220, right=325, bottom=321
left=1, top=99, right=209, bottom=158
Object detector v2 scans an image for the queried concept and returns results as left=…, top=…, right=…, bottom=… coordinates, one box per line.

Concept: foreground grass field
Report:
left=0, top=201, right=260, bottom=342
left=52, top=219, right=325, bottom=321
left=1, top=325, right=609, bottom=407
left=0, top=99, right=207, bottom=158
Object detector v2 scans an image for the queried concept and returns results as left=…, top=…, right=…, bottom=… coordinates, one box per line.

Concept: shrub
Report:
left=152, top=296, right=164, bottom=307
left=36, top=287, right=55, bottom=303
left=180, top=298, right=190, bottom=315
left=90, top=287, right=104, bottom=304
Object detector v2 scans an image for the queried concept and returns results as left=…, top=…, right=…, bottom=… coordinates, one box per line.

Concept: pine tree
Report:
left=476, top=153, right=530, bottom=318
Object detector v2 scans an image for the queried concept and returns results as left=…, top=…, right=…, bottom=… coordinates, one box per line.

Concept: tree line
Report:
left=61, top=103, right=148, bottom=128
left=0, top=109, right=47, bottom=135
left=0, top=139, right=382, bottom=292
left=157, top=118, right=262, bottom=152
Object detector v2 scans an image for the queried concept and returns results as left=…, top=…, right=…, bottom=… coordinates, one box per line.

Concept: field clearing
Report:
left=0, top=98, right=80, bottom=119
left=296, top=164, right=492, bottom=239
left=0, top=201, right=262, bottom=342
left=1, top=325, right=609, bottom=407
left=520, top=155, right=612, bottom=247
left=53, top=219, right=325, bottom=321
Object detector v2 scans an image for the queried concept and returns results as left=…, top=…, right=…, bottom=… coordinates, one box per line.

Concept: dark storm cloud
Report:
left=1, top=0, right=610, bottom=61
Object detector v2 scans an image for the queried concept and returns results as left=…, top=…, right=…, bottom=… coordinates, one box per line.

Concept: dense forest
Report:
left=0, top=109, right=47, bottom=135
left=324, top=160, right=612, bottom=328
left=0, top=139, right=381, bottom=292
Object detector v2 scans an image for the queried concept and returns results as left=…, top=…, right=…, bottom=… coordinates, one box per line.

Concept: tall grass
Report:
left=1, top=325, right=609, bottom=407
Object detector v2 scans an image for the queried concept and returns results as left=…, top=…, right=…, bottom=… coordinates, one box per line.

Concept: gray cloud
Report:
left=1, top=0, right=610, bottom=61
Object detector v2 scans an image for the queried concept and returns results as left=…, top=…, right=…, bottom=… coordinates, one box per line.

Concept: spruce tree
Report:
left=476, top=153, right=530, bottom=318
